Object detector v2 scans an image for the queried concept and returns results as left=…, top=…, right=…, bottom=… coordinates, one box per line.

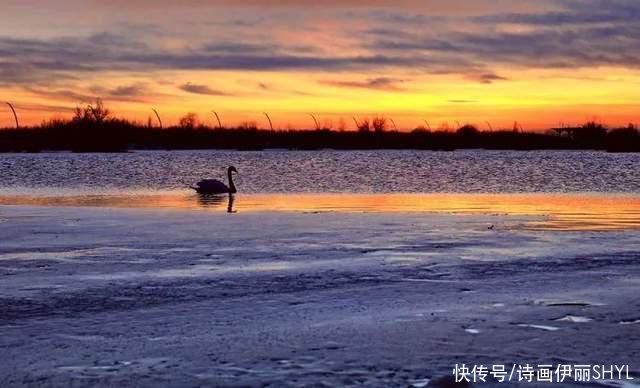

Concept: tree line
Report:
left=1, top=100, right=638, bottom=153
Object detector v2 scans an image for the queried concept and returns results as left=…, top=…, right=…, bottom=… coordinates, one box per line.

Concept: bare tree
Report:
left=354, top=117, right=371, bottom=132
left=179, top=113, right=199, bottom=129
left=91, top=99, right=110, bottom=123
left=372, top=116, right=387, bottom=132
left=73, top=99, right=111, bottom=124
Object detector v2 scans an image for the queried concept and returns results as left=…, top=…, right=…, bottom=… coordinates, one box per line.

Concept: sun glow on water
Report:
left=2, top=192, right=640, bottom=231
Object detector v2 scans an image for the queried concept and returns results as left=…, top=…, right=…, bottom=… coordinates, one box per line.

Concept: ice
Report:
left=516, top=324, right=561, bottom=331
left=1, top=205, right=639, bottom=387
left=410, top=378, right=431, bottom=387
left=554, top=315, right=594, bottom=323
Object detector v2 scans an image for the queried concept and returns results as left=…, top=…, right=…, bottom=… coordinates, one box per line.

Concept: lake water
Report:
left=2, top=153, right=640, bottom=387
left=1, top=150, right=639, bottom=230
left=0, top=150, right=638, bottom=194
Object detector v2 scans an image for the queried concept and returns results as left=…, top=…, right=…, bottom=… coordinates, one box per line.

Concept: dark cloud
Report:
left=109, top=83, right=149, bottom=97
left=11, top=102, right=75, bottom=113
left=0, top=33, right=464, bottom=84
left=321, top=77, right=407, bottom=91
left=87, top=32, right=148, bottom=49
left=364, top=28, right=419, bottom=40
left=25, top=83, right=153, bottom=104
left=180, top=83, right=233, bottom=96
left=250, top=81, right=314, bottom=97
left=23, top=87, right=97, bottom=103
left=469, top=73, right=510, bottom=84
left=365, top=0, right=640, bottom=71
left=369, top=24, right=640, bottom=70
left=203, top=42, right=279, bottom=53
left=475, top=0, right=640, bottom=25
left=354, top=10, right=445, bottom=25
left=202, top=41, right=320, bottom=56
left=1, top=0, right=640, bottom=89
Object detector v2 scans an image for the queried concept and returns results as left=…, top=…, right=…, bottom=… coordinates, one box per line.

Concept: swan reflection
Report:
left=196, top=193, right=236, bottom=213
left=227, top=194, right=236, bottom=213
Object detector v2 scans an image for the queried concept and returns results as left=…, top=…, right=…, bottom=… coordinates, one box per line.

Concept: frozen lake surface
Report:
left=1, top=205, right=639, bottom=387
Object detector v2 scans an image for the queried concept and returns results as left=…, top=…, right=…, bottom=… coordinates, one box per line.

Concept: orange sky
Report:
left=1, top=0, right=639, bottom=130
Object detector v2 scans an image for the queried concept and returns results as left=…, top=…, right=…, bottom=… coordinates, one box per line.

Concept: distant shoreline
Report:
left=3, top=100, right=637, bottom=153
left=1, top=125, right=639, bottom=153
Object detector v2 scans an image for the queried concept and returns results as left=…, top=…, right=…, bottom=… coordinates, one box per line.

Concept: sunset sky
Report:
left=1, top=0, right=639, bottom=130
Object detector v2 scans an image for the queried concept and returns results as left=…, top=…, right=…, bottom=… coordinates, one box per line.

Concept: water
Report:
left=2, top=153, right=640, bottom=387
left=2, top=150, right=639, bottom=230
left=0, top=150, right=638, bottom=194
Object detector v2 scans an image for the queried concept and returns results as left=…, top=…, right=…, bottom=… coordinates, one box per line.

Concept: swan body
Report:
left=192, top=166, right=238, bottom=194
left=194, top=179, right=230, bottom=194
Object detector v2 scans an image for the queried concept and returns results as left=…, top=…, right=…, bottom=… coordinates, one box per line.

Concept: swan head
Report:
left=228, top=166, right=238, bottom=175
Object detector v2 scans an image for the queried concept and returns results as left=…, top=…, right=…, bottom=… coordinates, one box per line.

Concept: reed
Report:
left=486, top=121, right=493, bottom=131
left=5, top=102, right=19, bottom=129
left=264, top=112, right=274, bottom=131
left=212, top=111, right=223, bottom=129
left=310, top=114, right=320, bottom=130
left=390, top=118, right=398, bottom=131
left=152, top=109, right=163, bottom=129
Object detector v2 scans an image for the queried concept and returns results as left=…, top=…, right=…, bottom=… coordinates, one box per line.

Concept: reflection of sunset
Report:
left=2, top=193, right=639, bottom=231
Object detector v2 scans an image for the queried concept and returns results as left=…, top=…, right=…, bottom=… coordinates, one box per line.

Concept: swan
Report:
left=192, top=166, right=238, bottom=194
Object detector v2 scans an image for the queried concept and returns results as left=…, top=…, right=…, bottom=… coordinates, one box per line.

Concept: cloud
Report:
left=122, top=52, right=414, bottom=71
left=468, top=73, right=510, bottom=84
left=202, top=42, right=278, bottom=54
left=1, top=0, right=640, bottom=90
left=369, top=24, right=640, bottom=70
left=179, top=83, right=233, bottom=96
left=25, top=82, right=154, bottom=104
left=321, top=77, right=407, bottom=91
left=0, top=33, right=457, bottom=83
left=7, top=102, right=76, bottom=113
left=109, top=83, right=149, bottom=97
left=87, top=32, right=148, bottom=49
left=23, top=87, right=97, bottom=103
left=246, top=81, right=314, bottom=97
left=475, top=0, right=640, bottom=25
